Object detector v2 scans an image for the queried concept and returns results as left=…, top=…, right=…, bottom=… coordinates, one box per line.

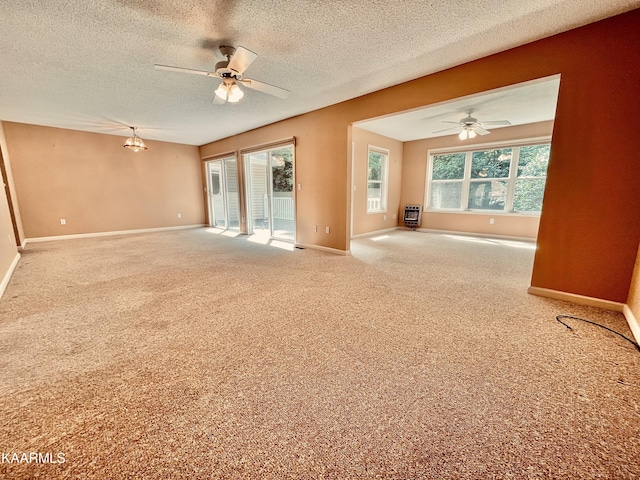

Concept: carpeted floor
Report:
left=0, top=228, right=638, bottom=479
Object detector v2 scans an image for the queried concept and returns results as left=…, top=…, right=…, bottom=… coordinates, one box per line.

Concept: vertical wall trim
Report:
left=0, top=252, right=20, bottom=299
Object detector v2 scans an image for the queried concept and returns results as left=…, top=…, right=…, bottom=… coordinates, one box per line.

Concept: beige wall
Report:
left=199, top=110, right=352, bottom=251
left=351, top=127, right=403, bottom=237
left=401, top=121, right=554, bottom=239
left=0, top=131, right=19, bottom=294
left=0, top=182, right=18, bottom=292
left=4, top=123, right=205, bottom=238
left=0, top=122, right=24, bottom=245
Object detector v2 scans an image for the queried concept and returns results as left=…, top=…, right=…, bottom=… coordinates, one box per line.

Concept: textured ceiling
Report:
left=355, top=76, right=561, bottom=142
left=0, top=1, right=638, bottom=146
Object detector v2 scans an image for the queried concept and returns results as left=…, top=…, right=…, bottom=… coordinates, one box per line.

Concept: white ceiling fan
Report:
left=155, top=46, right=290, bottom=104
left=434, top=110, right=511, bottom=139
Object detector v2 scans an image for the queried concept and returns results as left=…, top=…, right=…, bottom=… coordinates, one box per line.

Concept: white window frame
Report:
left=425, top=137, right=551, bottom=215
left=367, top=146, right=389, bottom=214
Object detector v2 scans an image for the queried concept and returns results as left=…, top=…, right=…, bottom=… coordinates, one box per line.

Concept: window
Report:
left=427, top=142, right=550, bottom=214
left=513, top=144, right=550, bottom=212
left=430, top=152, right=465, bottom=209
left=367, top=147, right=389, bottom=213
left=468, top=148, right=512, bottom=211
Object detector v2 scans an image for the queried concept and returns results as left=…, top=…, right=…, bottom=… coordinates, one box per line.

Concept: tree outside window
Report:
left=428, top=142, right=550, bottom=214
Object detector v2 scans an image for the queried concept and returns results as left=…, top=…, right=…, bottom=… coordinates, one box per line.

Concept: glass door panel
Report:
left=246, top=152, right=269, bottom=235
left=206, top=157, right=240, bottom=230
left=245, top=144, right=295, bottom=241
left=224, top=158, right=240, bottom=230
left=207, top=161, right=226, bottom=228
left=270, top=146, right=294, bottom=240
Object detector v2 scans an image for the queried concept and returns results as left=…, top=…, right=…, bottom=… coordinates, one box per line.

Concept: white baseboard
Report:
left=622, top=304, right=640, bottom=345
left=295, top=242, right=350, bottom=256
left=527, top=286, right=625, bottom=312
left=25, top=224, right=206, bottom=244
left=0, top=252, right=21, bottom=299
left=528, top=285, right=640, bottom=344
left=351, top=227, right=399, bottom=239
left=414, top=227, right=536, bottom=243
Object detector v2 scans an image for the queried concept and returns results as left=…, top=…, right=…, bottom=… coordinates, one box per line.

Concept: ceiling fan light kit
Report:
left=435, top=110, right=511, bottom=140
left=155, top=45, right=290, bottom=104
left=459, top=128, right=477, bottom=140
left=215, top=81, right=244, bottom=103
left=123, top=126, right=148, bottom=152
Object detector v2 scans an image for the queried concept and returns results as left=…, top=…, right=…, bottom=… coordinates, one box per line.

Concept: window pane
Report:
left=468, top=180, right=507, bottom=210
left=518, top=144, right=550, bottom=177
left=430, top=181, right=462, bottom=209
left=432, top=153, right=465, bottom=180
left=471, top=149, right=512, bottom=178
left=514, top=178, right=546, bottom=212
left=367, top=182, right=381, bottom=198
left=368, top=150, right=387, bottom=212
left=271, top=147, right=294, bottom=192
left=367, top=182, right=382, bottom=211
left=368, top=151, right=384, bottom=181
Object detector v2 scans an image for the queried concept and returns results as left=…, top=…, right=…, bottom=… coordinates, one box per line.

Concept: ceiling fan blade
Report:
left=228, top=46, right=258, bottom=75
left=441, top=121, right=462, bottom=125
left=475, top=126, right=490, bottom=135
left=154, top=64, right=219, bottom=77
left=433, top=126, right=461, bottom=134
left=481, top=120, right=511, bottom=126
left=239, top=78, right=290, bottom=99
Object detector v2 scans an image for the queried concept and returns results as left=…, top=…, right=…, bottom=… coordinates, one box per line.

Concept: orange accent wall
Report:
left=200, top=9, right=640, bottom=303
left=4, top=123, right=205, bottom=238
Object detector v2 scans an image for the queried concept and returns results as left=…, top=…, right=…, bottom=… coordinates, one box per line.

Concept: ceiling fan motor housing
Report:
left=462, top=115, right=478, bottom=126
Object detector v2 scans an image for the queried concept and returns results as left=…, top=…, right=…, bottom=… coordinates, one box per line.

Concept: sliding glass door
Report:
left=244, top=145, right=295, bottom=241
left=205, top=156, right=240, bottom=230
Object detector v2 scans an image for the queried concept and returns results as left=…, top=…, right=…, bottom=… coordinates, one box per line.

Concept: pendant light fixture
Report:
left=123, top=126, right=148, bottom=152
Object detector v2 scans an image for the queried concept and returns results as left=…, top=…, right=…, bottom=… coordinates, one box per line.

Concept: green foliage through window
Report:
left=470, top=149, right=512, bottom=179
left=428, top=143, right=550, bottom=214
left=432, top=153, right=465, bottom=180
left=271, top=147, right=293, bottom=192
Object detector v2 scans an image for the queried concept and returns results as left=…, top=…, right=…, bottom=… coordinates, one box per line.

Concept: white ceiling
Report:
left=0, top=1, right=638, bottom=146
left=354, top=76, right=561, bottom=142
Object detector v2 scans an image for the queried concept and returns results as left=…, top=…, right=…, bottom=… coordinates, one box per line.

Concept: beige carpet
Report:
left=0, top=228, right=638, bottom=479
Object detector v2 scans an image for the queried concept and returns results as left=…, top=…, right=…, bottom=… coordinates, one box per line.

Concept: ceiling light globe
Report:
left=215, top=83, right=229, bottom=101
left=227, top=84, right=244, bottom=103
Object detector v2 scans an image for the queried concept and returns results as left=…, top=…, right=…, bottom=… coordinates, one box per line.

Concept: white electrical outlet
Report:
left=325, top=226, right=330, bottom=234
left=489, top=218, right=495, bottom=224
left=60, top=218, right=66, bottom=225
left=313, top=225, right=317, bottom=232
left=177, top=213, right=181, bottom=218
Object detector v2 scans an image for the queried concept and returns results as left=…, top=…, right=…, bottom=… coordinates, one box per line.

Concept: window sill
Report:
left=426, top=209, right=541, bottom=217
